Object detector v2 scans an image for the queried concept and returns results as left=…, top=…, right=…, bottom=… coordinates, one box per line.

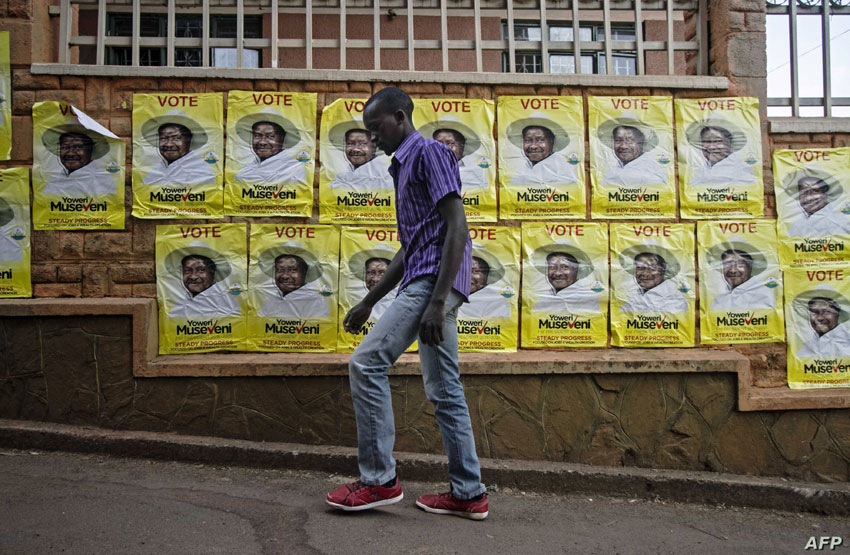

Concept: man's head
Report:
left=251, top=121, right=285, bottom=161
left=797, top=176, right=830, bottom=216
left=546, top=252, right=579, bottom=293
left=364, top=257, right=390, bottom=291
left=634, top=252, right=666, bottom=291
left=720, top=249, right=754, bottom=289
left=808, top=296, right=841, bottom=337
left=344, top=129, right=376, bottom=169
left=273, top=254, right=308, bottom=295
left=58, top=132, right=94, bottom=173
left=612, top=125, right=645, bottom=165
left=699, top=126, right=733, bottom=166
left=433, top=129, right=466, bottom=161
left=470, top=256, right=491, bottom=294
left=363, top=87, right=415, bottom=156
left=181, top=255, right=216, bottom=297
left=158, top=123, right=192, bottom=164
left=522, top=125, right=555, bottom=165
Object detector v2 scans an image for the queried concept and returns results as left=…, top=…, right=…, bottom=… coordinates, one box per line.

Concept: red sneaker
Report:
left=415, top=492, right=489, bottom=520
left=325, top=479, right=404, bottom=511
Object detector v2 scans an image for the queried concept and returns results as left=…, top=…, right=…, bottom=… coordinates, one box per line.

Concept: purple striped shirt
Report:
left=389, top=131, right=472, bottom=301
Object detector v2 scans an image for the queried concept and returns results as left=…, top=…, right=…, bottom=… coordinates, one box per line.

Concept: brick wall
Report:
left=0, top=0, right=822, bottom=390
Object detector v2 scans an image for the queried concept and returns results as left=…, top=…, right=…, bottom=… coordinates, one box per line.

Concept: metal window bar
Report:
left=57, top=0, right=707, bottom=75
left=822, top=0, right=832, bottom=117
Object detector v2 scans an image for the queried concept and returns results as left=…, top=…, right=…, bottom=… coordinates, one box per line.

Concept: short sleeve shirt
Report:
left=389, top=131, right=472, bottom=301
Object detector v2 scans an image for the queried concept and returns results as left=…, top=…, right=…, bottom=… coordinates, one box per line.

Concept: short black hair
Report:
left=182, top=254, right=215, bottom=276
left=364, top=87, right=414, bottom=122
left=274, top=254, right=308, bottom=276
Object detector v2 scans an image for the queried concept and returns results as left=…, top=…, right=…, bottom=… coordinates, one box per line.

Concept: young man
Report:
left=325, top=87, right=488, bottom=520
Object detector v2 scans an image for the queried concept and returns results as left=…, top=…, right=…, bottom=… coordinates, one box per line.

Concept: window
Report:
left=766, top=0, right=850, bottom=117
left=502, top=23, right=637, bottom=75
left=102, top=12, right=263, bottom=68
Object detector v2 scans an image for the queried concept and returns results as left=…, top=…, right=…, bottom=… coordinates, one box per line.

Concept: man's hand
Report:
left=343, top=302, right=372, bottom=333
left=419, top=299, right=445, bottom=346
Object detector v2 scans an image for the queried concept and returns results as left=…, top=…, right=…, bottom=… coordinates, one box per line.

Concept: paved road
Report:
left=1, top=448, right=847, bottom=555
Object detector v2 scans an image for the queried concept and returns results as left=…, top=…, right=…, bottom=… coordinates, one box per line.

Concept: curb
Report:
left=2, top=418, right=849, bottom=515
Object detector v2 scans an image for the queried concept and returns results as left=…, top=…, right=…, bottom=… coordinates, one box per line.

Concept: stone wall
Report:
left=2, top=314, right=848, bottom=481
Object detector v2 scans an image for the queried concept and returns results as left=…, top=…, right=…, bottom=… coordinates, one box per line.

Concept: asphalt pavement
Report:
left=2, top=448, right=849, bottom=555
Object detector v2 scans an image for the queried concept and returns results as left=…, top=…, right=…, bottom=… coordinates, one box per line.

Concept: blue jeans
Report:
left=348, top=275, right=486, bottom=500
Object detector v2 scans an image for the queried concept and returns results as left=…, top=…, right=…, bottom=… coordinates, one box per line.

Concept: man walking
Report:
left=325, top=87, right=488, bottom=520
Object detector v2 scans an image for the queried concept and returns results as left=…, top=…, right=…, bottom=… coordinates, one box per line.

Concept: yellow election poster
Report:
left=319, top=98, right=395, bottom=224
left=155, top=223, right=248, bottom=354
left=0, top=32, right=10, bottom=160
left=132, top=93, right=224, bottom=219
left=457, top=226, right=520, bottom=352
left=0, top=168, right=32, bottom=297
left=224, top=91, right=316, bottom=217
left=31, top=102, right=125, bottom=230
left=247, top=224, right=339, bottom=352
left=772, top=148, right=850, bottom=268
left=338, top=226, right=415, bottom=353
left=697, top=220, right=784, bottom=344
left=610, top=223, right=695, bottom=347
left=497, top=96, right=586, bottom=220
left=785, top=267, right=850, bottom=389
left=589, top=96, right=675, bottom=219
left=414, top=99, right=496, bottom=222
left=521, top=222, right=609, bottom=348
left=676, top=97, right=763, bottom=219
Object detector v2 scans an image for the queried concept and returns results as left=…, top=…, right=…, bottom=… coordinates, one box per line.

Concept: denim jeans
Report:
left=348, top=275, right=486, bottom=500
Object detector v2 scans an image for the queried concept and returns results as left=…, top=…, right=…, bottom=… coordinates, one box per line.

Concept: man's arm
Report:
left=342, top=247, right=405, bottom=333
left=419, top=194, right=468, bottom=346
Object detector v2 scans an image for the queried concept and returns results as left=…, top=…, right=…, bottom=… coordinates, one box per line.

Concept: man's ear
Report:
left=394, top=109, right=407, bottom=125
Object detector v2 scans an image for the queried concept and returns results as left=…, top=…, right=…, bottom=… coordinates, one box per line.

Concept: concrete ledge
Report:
left=2, top=419, right=848, bottom=516
left=30, top=63, right=730, bottom=90
left=769, top=118, right=850, bottom=134
left=3, top=297, right=850, bottom=411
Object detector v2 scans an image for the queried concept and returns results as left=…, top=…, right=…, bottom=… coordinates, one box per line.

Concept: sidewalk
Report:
left=2, top=418, right=850, bottom=518
left=2, top=447, right=849, bottom=555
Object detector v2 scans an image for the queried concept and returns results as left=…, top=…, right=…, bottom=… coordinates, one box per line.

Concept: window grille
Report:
left=767, top=0, right=850, bottom=117
left=56, top=0, right=708, bottom=75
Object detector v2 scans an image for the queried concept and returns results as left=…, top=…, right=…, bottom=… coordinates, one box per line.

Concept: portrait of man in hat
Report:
left=420, top=117, right=488, bottom=190
left=784, top=168, right=850, bottom=236
left=257, top=241, right=330, bottom=318
left=795, top=288, right=850, bottom=357
left=506, top=113, right=578, bottom=187
left=686, top=117, right=756, bottom=187
left=165, top=242, right=241, bottom=318
left=328, top=118, right=393, bottom=190
left=141, top=110, right=216, bottom=186
left=0, top=196, right=22, bottom=262
left=620, top=244, right=688, bottom=313
left=458, top=246, right=510, bottom=319
left=234, top=110, right=306, bottom=185
left=347, top=244, right=398, bottom=322
left=707, top=240, right=775, bottom=310
left=41, top=124, right=116, bottom=196
left=531, top=242, right=600, bottom=313
left=599, top=114, right=668, bottom=187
